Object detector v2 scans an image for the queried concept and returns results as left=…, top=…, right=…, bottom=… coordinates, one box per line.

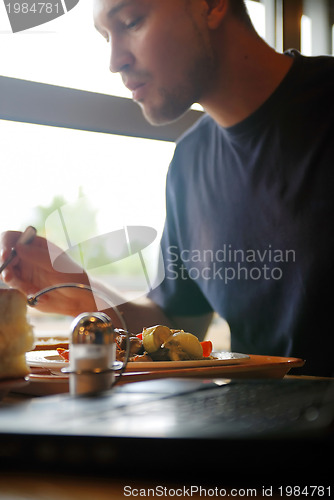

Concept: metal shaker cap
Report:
left=70, top=312, right=115, bottom=345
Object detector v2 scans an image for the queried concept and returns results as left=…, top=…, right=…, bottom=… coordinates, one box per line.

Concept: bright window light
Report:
left=246, top=0, right=266, bottom=40
left=0, top=119, right=174, bottom=237
left=301, top=15, right=312, bottom=56
left=0, top=0, right=127, bottom=97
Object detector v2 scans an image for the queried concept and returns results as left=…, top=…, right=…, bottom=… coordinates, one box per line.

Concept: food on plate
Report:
left=115, top=331, right=145, bottom=361
left=57, top=347, right=69, bottom=361
left=142, top=325, right=173, bottom=354
left=118, top=325, right=213, bottom=362
left=200, top=340, right=213, bottom=358
left=0, top=289, right=34, bottom=378
left=55, top=325, right=213, bottom=364
left=57, top=331, right=146, bottom=363
left=164, top=330, right=204, bottom=361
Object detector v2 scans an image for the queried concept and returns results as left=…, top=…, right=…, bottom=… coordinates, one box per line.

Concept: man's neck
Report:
left=200, top=20, right=293, bottom=128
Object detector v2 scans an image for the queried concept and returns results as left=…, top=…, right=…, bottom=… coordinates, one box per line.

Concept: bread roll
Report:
left=0, top=289, right=34, bottom=378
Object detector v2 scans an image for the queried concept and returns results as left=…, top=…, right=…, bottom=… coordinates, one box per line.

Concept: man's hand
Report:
left=0, top=231, right=213, bottom=336
left=0, top=230, right=94, bottom=316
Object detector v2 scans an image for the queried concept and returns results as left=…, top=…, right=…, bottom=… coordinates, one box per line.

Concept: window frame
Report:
left=0, top=76, right=201, bottom=143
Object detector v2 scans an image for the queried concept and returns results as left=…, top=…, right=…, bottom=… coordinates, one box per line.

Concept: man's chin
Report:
left=138, top=101, right=189, bottom=127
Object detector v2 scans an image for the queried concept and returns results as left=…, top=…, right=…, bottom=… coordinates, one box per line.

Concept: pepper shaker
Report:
left=66, top=312, right=120, bottom=395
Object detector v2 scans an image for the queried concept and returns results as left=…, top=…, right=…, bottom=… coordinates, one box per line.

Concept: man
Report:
left=1, top=0, right=334, bottom=375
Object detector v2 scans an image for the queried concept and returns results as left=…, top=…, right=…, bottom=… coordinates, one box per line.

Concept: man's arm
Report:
left=1, top=231, right=213, bottom=339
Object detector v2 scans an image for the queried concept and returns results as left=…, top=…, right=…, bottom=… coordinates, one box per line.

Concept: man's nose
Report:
left=109, top=37, right=134, bottom=74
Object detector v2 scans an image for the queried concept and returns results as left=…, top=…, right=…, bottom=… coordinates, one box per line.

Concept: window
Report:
left=246, top=0, right=266, bottom=39
left=301, top=0, right=333, bottom=56
left=301, top=15, right=312, bottom=56
left=0, top=0, right=127, bottom=97
left=0, top=119, right=173, bottom=232
left=0, top=119, right=174, bottom=292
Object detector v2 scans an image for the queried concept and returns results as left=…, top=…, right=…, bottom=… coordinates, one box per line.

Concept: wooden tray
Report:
left=17, top=355, right=305, bottom=395
left=117, top=354, right=305, bottom=384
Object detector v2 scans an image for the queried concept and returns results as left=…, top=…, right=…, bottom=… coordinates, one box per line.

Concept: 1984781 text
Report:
left=5, top=2, right=60, bottom=14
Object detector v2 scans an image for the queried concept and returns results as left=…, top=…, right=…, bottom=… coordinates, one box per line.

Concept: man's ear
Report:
left=205, top=0, right=229, bottom=29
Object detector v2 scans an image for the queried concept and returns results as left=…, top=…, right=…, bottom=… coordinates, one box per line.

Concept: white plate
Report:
left=126, top=351, right=250, bottom=371
left=26, top=350, right=68, bottom=371
left=26, top=350, right=250, bottom=372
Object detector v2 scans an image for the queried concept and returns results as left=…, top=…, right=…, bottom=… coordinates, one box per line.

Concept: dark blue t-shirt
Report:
left=149, top=51, right=334, bottom=376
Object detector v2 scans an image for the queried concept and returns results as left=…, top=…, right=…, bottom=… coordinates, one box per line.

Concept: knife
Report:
left=0, top=226, right=37, bottom=274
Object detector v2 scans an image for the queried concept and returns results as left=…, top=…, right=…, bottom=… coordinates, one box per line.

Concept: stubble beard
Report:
left=140, top=32, right=217, bottom=126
